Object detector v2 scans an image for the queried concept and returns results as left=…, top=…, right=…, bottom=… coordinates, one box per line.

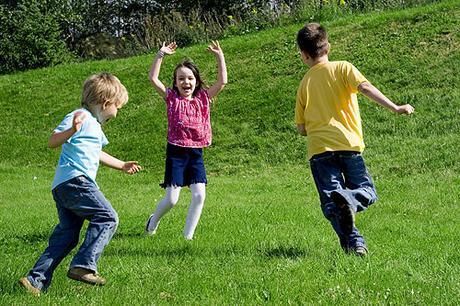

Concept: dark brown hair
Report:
left=172, top=58, right=205, bottom=97
left=296, top=23, right=329, bottom=59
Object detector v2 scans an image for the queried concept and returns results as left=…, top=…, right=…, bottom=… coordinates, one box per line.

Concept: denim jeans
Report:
left=27, top=176, right=118, bottom=291
left=309, top=151, right=377, bottom=250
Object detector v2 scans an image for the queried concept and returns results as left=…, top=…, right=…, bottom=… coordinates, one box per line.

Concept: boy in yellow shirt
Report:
left=295, top=23, right=414, bottom=256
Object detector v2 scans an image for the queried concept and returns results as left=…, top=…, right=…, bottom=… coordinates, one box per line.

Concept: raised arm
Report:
left=99, top=151, right=141, bottom=174
left=149, top=42, right=177, bottom=98
left=358, top=81, right=414, bottom=115
left=48, top=111, right=86, bottom=148
left=206, top=41, right=228, bottom=99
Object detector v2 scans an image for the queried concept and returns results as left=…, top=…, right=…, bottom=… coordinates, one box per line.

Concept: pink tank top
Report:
left=165, top=89, right=212, bottom=148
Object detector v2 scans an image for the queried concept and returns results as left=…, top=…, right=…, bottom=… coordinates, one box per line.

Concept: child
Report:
left=145, top=41, right=227, bottom=240
left=19, top=72, right=141, bottom=295
left=295, top=23, right=414, bottom=256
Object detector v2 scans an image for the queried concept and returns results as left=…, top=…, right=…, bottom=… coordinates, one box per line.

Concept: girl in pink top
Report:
left=146, top=41, right=227, bottom=240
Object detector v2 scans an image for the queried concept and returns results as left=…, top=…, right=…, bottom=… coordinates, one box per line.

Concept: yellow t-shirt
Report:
left=295, top=61, right=368, bottom=159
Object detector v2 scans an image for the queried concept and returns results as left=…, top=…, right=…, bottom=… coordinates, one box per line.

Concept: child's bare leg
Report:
left=183, top=183, right=206, bottom=240
left=145, top=186, right=181, bottom=235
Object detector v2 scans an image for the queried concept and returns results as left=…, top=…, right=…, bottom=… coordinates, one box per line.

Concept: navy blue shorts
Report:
left=160, top=143, right=207, bottom=188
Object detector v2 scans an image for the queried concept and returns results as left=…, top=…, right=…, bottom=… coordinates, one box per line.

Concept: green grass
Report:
left=0, top=0, right=459, bottom=304
left=1, top=165, right=459, bottom=304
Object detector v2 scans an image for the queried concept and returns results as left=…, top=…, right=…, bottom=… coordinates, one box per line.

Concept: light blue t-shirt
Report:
left=52, top=108, right=108, bottom=189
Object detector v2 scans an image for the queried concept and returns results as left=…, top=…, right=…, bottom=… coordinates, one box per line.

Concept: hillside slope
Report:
left=0, top=0, right=458, bottom=176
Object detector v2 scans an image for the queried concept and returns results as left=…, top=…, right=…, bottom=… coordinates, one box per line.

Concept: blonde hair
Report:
left=81, top=72, right=128, bottom=108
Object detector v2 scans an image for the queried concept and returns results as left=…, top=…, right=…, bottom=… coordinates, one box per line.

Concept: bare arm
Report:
left=149, top=42, right=177, bottom=98
left=48, top=111, right=86, bottom=148
left=358, top=81, right=414, bottom=114
left=207, top=41, right=228, bottom=99
left=100, top=151, right=141, bottom=174
left=296, top=124, right=307, bottom=136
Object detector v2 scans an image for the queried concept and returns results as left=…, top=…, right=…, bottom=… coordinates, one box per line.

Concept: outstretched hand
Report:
left=160, top=42, right=177, bottom=55
left=122, top=161, right=141, bottom=174
left=395, top=104, right=415, bottom=115
left=207, top=40, right=223, bottom=56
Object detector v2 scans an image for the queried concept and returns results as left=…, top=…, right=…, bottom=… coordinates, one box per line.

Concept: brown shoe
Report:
left=67, top=267, right=106, bottom=286
left=19, top=277, right=41, bottom=296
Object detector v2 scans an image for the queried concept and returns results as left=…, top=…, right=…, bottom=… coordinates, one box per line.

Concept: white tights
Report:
left=148, top=183, right=206, bottom=240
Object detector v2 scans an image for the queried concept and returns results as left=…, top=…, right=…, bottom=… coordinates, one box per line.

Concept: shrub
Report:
left=0, top=2, right=73, bottom=74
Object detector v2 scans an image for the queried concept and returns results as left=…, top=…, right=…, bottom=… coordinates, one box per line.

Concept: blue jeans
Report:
left=27, top=176, right=118, bottom=291
left=309, top=151, right=377, bottom=250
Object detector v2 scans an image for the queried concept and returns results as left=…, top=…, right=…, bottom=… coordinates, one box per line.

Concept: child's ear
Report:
left=102, top=101, right=110, bottom=110
left=300, top=50, right=309, bottom=62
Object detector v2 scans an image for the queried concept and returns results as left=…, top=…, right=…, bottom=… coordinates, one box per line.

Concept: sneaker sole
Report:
left=352, top=246, right=368, bottom=257
left=145, top=215, right=157, bottom=235
left=67, top=271, right=106, bottom=286
left=19, top=277, right=41, bottom=296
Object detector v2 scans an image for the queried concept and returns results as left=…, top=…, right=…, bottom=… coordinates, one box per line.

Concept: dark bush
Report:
left=0, top=2, right=73, bottom=74
left=0, top=0, right=437, bottom=73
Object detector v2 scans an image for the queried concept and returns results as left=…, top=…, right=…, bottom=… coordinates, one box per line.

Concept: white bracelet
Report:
left=157, top=50, right=165, bottom=58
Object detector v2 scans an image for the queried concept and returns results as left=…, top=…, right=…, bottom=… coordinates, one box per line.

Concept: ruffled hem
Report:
left=159, top=179, right=207, bottom=189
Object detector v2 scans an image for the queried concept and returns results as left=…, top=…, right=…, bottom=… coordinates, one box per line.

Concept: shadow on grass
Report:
left=1, top=232, right=50, bottom=246
left=259, top=246, right=310, bottom=259
left=113, top=231, right=145, bottom=239
left=105, top=243, right=199, bottom=258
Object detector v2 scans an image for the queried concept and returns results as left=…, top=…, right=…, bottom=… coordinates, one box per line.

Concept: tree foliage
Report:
left=0, top=1, right=73, bottom=74
left=1, top=0, right=302, bottom=73
left=0, top=0, right=432, bottom=74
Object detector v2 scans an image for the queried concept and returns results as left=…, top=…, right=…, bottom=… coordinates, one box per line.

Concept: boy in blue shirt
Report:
left=19, top=72, right=141, bottom=295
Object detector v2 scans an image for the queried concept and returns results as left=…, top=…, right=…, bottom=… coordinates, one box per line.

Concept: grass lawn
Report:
left=0, top=164, right=459, bottom=304
left=0, top=0, right=459, bottom=304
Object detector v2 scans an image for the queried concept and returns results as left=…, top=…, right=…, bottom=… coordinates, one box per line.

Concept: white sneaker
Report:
left=145, top=214, right=158, bottom=235
left=184, top=234, right=193, bottom=241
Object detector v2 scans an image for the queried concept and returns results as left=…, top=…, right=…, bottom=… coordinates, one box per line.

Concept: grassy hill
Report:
left=0, top=0, right=459, bottom=304
left=0, top=0, right=458, bottom=177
